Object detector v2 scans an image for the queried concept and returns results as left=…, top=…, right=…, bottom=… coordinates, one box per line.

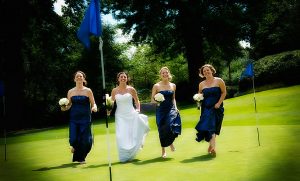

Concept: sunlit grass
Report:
left=0, top=85, right=299, bottom=181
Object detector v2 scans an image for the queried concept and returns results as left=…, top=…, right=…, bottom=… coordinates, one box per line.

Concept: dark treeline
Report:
left=1, top=0, right=299, bottom=131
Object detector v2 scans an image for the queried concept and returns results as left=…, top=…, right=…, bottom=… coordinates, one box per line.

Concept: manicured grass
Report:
left=0, top=85, right=300, bottom=181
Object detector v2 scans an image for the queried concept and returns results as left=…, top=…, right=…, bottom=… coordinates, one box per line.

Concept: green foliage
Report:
left=14, top=1, right=128, bottom=129
left=122, top=44, right=189, bottom=102
left=102, top=0, right=249, bottom=87
left=253, top=50, right=300, bottom=86
left=247, top=0, right=300, bottom=59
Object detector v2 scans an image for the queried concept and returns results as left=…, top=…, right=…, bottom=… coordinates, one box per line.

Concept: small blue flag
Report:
left=240, top=62, right=254, bottom=80
left=77, top=0, right=102, bottom=49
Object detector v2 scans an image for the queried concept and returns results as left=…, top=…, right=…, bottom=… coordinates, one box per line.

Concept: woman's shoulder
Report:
left=154, top=82, right=160, bottom=86
left=84, top=86, right=92, bottom=91
left=68, top=87, right=76, bottom=94
left=212, top=77, right=223, bottom=81
left=127, top=85, right=137, bottom=92
left=214, top=77, right=225, bottom=84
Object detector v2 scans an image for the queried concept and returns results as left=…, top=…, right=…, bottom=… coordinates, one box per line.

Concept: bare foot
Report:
left=161, top=147, right=167, bottom=158
left=170, top=144, right=176, bottom=152
left=210, top=148, right=216, bottom=156
left=70, top=146, right=75, bottom=153
left=208, top=145, right=212, bottom=153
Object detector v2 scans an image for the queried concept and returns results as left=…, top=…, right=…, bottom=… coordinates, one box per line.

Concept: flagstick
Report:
left=3, top=95, right=7, bottom=161
left=99, top=37, right=112, bottom=181
left=252, top=75, right=261, bottom=146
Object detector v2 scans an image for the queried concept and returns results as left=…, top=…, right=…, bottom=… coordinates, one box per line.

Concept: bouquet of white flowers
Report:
left=105, top=94, right=114, bottom=110
left=193, top=93, right=204, bottom=102
left=59, top=97, right=69, bottom=107
left=154, top=93, right=165, bottom=106
left=193, top=93, right=204, bottom=109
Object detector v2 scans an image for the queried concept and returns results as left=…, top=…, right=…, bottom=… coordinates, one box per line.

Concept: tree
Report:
left=1, top=0, right=127, bottom=129
left=102, top=0, right=248, bottom=91
left=246, top=0, right=300, bottom=59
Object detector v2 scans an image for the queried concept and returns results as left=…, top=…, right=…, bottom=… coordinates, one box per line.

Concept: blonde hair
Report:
left=159, top=66, right=173, bottom=81
left=199, top=64, right=216, bottom=78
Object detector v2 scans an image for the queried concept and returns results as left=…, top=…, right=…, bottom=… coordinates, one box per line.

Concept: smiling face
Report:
left=199, top=64, right=216, bottom=78
left=117, top=72, right=128, bottom=84
left=74, top=71, right=87, bottom=85
left=202, top=66, right=213, bottom=78
left=160, top=67, right=171, bottom=81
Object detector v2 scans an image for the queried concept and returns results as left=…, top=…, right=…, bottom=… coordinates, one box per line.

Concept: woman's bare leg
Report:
left=170, top=143, right=176, bottom=152
left=162, top=147, right=167, bottom=158
left=209, top=134, right=216, bottom=156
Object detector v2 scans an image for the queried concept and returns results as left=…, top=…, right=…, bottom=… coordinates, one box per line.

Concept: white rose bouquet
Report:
left=193, top=93, right=204, bottom=109
left=154, top=93, right=165, bottom=106
left=59, top=97, right=69, bottom=111
left=59, top=97, right=69, bottom=107
left=105, top=94, right=114, bottom=115
left=105, top=94, right=113, bottom=110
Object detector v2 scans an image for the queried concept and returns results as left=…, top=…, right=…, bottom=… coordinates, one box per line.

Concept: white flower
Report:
left=105, top=94, right=113, bottom=110
left=154, top=93, right=165, bottom=102
left=193, top=93, right=204, bottom=102
left=59, top=98, right=69, bottom=106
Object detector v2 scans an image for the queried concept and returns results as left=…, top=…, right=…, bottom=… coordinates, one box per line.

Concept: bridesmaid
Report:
left=61, top=70, right=97, bottom=164
left=151, top=67, right=182, bottom=158
left=195, top=64, right=226, bottom=156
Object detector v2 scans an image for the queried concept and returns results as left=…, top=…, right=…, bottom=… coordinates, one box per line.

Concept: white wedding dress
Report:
left=115, top=93, right=150, bottom=162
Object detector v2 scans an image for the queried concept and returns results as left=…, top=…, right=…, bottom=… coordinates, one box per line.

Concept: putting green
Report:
left=0, top=125, right=299, bottom=181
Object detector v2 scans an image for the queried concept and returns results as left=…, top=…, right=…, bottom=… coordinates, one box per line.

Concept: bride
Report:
left=111, top=72, right=150, bottom=162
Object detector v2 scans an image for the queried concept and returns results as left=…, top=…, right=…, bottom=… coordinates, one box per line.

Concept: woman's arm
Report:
left=130, top=87, right=140, bottom=112
left=151, top=84, right=158, bottom=103
left=172, top=83, right=178, bottom=111
left=215, top=78, right=227, bottom=109
left=86, top=88, right=97, bottom=112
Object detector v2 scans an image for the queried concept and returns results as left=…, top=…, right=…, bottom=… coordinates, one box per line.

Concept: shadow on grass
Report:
left=82, top=157, right=172, bottom=168
left=132, top=157, right=173, bottom=165
left=180, top=154, right=215, bottom=163
left=33, top=163, right=81, bottom=171
left=83, top=161, right=124, bottom=169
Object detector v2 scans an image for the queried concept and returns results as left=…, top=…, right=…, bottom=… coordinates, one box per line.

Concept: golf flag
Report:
left=77, top=0, right=102, bottom=48
left=240, top=62, right=254, bottom=79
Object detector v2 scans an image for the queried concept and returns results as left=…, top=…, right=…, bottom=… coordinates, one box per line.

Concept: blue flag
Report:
left=240, top=62, right=254, bottom=80
left=77, top=0, right=102, bottom=49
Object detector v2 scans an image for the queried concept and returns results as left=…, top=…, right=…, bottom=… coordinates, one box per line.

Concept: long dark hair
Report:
left=116, top=71, right=130, bottom=85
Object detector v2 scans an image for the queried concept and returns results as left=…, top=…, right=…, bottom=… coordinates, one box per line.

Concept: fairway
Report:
left=1, top=85, right=300, bottom=181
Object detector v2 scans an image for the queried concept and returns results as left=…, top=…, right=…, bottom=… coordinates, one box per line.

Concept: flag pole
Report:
left=252, top=75, right=260, bottom=146
left=3, top=95, right=7, bottom=161
left=241, top=60, right=261, bottom=146
left=99, top=37, right=112, bottom=181
left=0, top=80, right=6, bottom=161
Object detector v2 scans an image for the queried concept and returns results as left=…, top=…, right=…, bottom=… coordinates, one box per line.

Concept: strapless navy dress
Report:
left=69, top=96, right=93, bottom=162
left=156, top=90, right=181, bottom=147
left=195, top=87, right=224, bottom=142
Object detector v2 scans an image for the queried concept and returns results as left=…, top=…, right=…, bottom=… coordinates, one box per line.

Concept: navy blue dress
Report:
left=195, top=87, right=224, bottom=142
left=69, top=96, right=93, bottom=162
left=156, top=90, right=182, bottom=147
